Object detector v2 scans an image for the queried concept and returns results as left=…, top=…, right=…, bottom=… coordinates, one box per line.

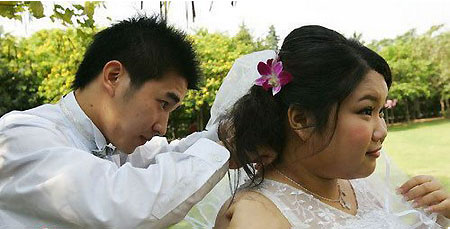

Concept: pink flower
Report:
left=255, top=58, right=293, bottom=95
left=384, top=99, right=398, bottom=109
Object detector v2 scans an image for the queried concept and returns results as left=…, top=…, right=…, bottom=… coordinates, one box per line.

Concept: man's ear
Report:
left=287, top=105, right=315, bottom=142
left=101, top=60, right=124, bottom=97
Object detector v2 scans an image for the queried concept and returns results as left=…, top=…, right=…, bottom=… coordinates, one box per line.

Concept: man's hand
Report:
left=217, top=140, right=239, bottom=169
left=398, top=175, right=450, bottom=218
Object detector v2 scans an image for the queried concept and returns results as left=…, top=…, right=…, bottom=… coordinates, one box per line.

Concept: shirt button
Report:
left=213, top=154, right=223, bottom=162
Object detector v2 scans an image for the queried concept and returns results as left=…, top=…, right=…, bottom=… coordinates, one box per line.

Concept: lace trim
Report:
left=249, top=179, right=441, bottom=229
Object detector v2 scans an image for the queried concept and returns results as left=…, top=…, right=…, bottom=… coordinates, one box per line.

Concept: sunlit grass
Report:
left=384, top=118, right=450, bottom=190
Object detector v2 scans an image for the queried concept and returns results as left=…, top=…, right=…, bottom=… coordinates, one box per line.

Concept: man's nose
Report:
left=153, top=113, right=169, bottom=136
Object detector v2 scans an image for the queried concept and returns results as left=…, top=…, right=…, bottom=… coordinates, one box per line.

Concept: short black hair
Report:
left=73, top=15, right=200, bottom=90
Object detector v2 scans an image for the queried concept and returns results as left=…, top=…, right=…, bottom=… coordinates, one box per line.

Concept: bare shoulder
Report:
left=215, top=190, right=290, bottom=228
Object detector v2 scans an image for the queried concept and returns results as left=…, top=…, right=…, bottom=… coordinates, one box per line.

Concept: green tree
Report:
left=36, top=28, right=96, bottom=103
left=167, top=28, right=263, bottom=138
left=264, top=25, right=279, bottom=50
left=429, top=28, right=450, bottom=116
left=0, top=28, right=96, bottom=115
left=0, top=1, right=102, bottom=28
left=234, top=22, right=254, bottom=45
left=0, top=34, right=43, bottom=115
left=372, top=27, right=448, bottom=122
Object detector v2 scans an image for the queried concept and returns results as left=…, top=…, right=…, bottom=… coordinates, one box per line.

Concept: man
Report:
left=0, top=16, right=229, bottom=228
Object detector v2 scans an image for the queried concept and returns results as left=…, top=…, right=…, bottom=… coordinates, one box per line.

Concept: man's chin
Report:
left=119, top=145, right=138, bottom=154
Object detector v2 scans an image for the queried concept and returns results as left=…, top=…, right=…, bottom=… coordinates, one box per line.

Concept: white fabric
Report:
left=250, top=178, right=441, bottom=229
left=176, top=50, right=276, bottom=228
left=206, top=50, right=276, bottom=130
left=183, top=50, right=447, bottom=228
left=0, top=91, right=230, bottom=228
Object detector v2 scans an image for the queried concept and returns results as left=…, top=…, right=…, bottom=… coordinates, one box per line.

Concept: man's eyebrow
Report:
left=166, top=92, right=180, bottom=104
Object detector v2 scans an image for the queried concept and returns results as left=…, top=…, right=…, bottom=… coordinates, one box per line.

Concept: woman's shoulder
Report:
left=215, top=190, right=291, bottom=228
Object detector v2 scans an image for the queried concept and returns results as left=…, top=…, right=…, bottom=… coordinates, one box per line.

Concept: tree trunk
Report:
left=413, top=100, right=421, bottom=119
left=444, top=98, right=450, bottom=118
left=440, top=98, right=445, bottom=116
left=405, top=101, right=411, bottom=123
left=385, top=109, right=390, bottom=125
left=391, top=108, right=396, bottom=123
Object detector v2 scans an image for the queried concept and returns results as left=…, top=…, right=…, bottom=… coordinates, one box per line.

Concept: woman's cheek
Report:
left=347, top=124, right=372, bottom=145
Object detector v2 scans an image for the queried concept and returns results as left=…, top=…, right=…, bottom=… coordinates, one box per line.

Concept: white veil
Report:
left=173, top=50, right=443, bottom=228
left=172, top=50, right=276, bottom=228
left=205, top=50, right=277, bottom=129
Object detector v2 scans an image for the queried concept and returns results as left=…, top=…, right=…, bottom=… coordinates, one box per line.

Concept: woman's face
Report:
left=298, top=70, right=389, bottom=179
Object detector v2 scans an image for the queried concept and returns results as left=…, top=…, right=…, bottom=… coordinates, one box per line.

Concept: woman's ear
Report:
left=287, top=106, right=315, bottom=142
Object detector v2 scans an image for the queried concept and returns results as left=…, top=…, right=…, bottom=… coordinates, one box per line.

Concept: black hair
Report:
left=219, top=25, right=392, bottom=186
left=73, top=15, right=200, bottom=90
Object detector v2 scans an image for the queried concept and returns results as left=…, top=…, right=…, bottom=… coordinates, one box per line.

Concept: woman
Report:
left=210, top=25, right=449, bottom=228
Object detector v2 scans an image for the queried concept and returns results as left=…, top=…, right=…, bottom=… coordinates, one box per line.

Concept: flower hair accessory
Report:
left=255, top=58, right=293, bottom=95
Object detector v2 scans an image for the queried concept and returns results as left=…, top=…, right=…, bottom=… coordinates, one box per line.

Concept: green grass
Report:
left=383, top=118, right=450, bottom=191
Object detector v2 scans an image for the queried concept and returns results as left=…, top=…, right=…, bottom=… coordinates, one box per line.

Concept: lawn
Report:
left=383, top=118, right=450, bottom=191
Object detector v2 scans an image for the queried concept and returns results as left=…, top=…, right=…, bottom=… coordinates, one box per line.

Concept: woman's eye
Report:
left=360, top=107, right=373, bottom=116
left=379, top=109, right=385, bottom=118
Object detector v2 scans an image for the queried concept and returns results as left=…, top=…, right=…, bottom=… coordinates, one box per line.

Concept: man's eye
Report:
left=160, top=101, right=169, bottom=109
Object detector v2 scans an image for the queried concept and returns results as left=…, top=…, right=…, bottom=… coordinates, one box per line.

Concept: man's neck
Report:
left=74, top=87, right=105, bottom=138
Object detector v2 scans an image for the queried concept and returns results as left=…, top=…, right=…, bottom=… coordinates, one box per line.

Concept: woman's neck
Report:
left=265, top=162, right=340, bottom=200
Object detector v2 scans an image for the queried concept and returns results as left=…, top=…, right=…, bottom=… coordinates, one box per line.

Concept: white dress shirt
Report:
left=0, top=91, right=229, bottom=228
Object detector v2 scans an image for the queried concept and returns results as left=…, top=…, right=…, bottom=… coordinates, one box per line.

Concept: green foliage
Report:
left=370, top=27, right=450, bottom=121
left=1, top=23, right=448, bottom=137
left=0, top=34, right=43, bottom=115
left=0, top=28, right=96, bottom=115
left=0, top=1, right=102, bottom=28
left=264, top=25, right=279, bottom=50
left=35, top=28, right=96, bottom=103
left=167, top=28, right=266, bottom=138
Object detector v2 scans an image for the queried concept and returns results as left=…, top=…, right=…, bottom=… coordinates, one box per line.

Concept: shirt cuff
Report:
left=184, top=138, right=229, bottom=165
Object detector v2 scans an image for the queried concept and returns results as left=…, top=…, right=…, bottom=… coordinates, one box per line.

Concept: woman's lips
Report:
left=366, top=147, right=382, bottom=158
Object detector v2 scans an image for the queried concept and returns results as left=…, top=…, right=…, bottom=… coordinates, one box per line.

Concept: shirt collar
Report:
left=60, top=91, right=109, bottom=152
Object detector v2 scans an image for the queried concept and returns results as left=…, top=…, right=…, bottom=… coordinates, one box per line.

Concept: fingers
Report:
left=399, top=175, right=450, bottom=219
left=426, top=198, right=450, bottom=218
left=402, top=178, right=442, bottom=201
left=398, top=175, right=434, bottom=195
left=412, top=190, right=447, bottom=208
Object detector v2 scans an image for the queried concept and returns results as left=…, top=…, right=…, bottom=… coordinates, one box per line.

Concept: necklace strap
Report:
left=274, top=168, right=353, bottom=210
left=274, top=168, right=341, bottom=202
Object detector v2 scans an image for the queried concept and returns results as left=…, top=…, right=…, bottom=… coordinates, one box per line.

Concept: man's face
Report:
left=106, top=71, right=188, bottom=154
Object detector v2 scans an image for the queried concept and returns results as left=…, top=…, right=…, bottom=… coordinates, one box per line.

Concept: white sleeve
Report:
left=0, top=118, right=229, bottom=228
left=127, top=123, right=220, bottom=168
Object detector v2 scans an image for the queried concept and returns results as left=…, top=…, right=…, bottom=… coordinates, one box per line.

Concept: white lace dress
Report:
left=250, top=178, right=442, bottom=229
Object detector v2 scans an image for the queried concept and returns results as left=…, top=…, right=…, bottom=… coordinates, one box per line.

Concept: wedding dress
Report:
left=249, top=172, right=439, bottom=228
left=173, top=50, right=445, bottom=228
